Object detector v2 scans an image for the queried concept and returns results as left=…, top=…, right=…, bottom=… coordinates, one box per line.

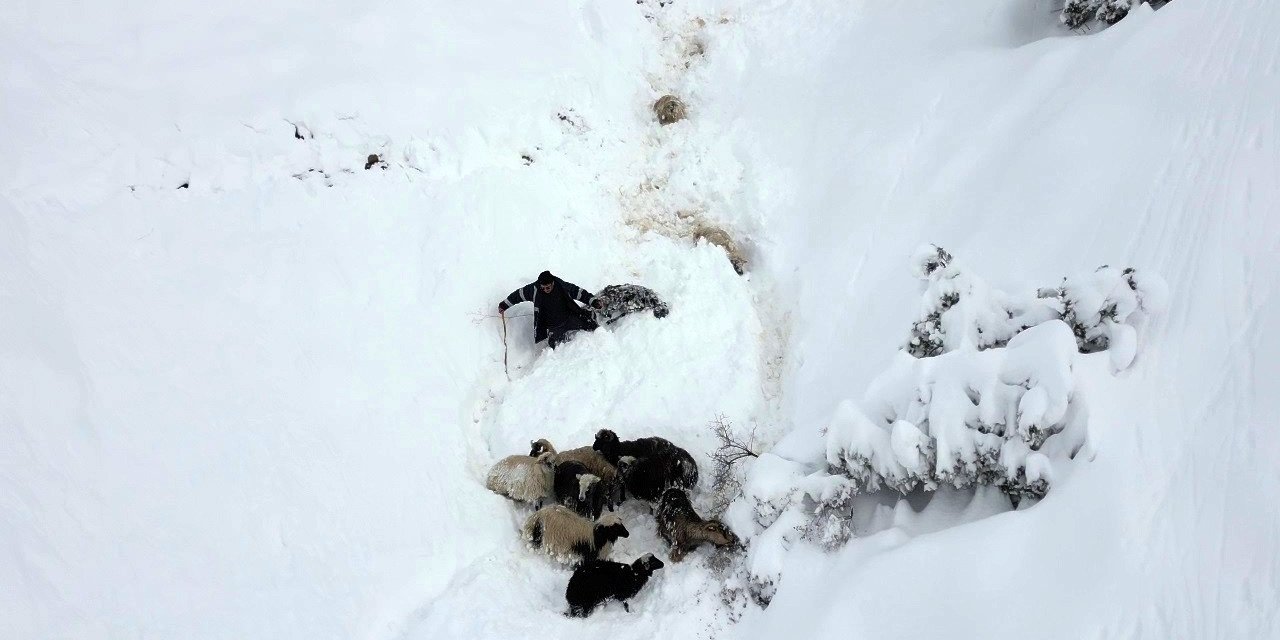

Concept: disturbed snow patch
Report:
left=405, top=2, right=777, bottom=636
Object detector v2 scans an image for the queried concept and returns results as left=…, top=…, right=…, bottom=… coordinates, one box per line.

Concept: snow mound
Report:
left=907, top=244, right=1165, bottom=361
left=834, top=319, right=1085, bottom=501
left=828, top=251, right=1165, bottom=502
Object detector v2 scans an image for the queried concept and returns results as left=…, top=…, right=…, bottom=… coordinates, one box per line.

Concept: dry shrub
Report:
left=709, top=416, right=758, bottom=515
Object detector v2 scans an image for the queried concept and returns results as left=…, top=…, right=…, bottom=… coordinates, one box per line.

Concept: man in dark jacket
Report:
left=498, top=271, right=602, bottom=348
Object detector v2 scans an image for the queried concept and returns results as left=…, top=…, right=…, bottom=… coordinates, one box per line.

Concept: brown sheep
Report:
left=531, top=439, right=616, bottom=480
left=654, top=488, right=739, bottom=561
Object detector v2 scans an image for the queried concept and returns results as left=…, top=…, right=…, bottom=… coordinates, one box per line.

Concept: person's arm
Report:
left=561, top=281, right=599, bottom=307
left=498, top=283, right=536, bottom=313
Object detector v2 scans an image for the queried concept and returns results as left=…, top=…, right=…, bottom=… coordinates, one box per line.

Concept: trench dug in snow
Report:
left=400, top=201, right=768, bottom=631
left=397, top=4, right=779, bottom=637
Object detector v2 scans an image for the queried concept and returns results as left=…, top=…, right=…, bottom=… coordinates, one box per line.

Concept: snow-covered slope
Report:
left=3, top=0, right=1277, bottom=639
left=716, top=1, right=1280, bottom=638
left=2, top=1, right=776, bottom=638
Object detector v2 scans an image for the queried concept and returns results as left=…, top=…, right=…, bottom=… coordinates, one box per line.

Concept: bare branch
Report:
left=708, top=415, right=759, bottom=515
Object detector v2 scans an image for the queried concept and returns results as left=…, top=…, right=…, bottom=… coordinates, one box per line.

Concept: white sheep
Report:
left=485, top=451, right=556, bottom=507
left=521, top=505, right=629, bottom=565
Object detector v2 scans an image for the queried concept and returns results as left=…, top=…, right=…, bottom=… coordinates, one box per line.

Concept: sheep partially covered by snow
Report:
left=530, top=438, right=622, bottom=508
left=566, top=554, right=665, bottom=617
left=485, top=451, right=556, bottom=507
left=553, top=460, right=606, bottom=520
left=591, top=284, right=671, bottom=327
left=653, top=94, right=686, bottom=125
left=617, top=454, right=692, bottom=503
left=655, top=488, right=739, bottom=561
left=521, top=505, right=629, bottom=565
left=593, top=429, right=699, bottom=497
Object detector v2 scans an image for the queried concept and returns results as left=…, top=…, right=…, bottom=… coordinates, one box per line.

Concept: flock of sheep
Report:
left=485, top=428, right=740, bottom=617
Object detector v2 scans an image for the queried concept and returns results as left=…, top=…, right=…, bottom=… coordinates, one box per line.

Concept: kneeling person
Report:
left=498, top=270, right=602, bottom=348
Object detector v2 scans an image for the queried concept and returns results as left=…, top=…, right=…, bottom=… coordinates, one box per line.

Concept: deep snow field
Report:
left=3, top=0, right=1278, bottom=639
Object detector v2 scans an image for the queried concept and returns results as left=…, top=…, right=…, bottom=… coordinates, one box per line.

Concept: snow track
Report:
left=396, top=2, right=778, bottom=638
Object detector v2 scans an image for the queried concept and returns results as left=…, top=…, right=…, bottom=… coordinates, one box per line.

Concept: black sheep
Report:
left=565, top=554, right=665, bottom=617
left=554, top=460, right=606, bottom=520
left=615, top=455, right=686, bottom=502
left=593, top=429, right=679, bottom=460
left=594, top=430, right=699, bottom=500
left=591, top=284, right=670, bottom=326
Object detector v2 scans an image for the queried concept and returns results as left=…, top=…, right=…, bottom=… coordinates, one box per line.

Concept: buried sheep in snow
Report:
left=522, top=505, right=629, bottom=565
left=484, top=451, right=556, bottom=507
left=616, top=455, right=691, bottom=503
left=655, top=487, right=740, bottom=561
left=653, top=95, right=687, bottom=125
left=591, top=284, right=671, bottom=326
left=565, top=554, right=665, bottom=617
left=691, top=223, right=748, bottom=275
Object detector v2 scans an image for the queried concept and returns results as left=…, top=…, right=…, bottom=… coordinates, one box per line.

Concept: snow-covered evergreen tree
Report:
left=1062, top=0, right=1104, bottom=29
left=905, top=245, right=959, bottom=357
left=831, top=315, right=1083, bottom=507
left=744, top=250, right=1167, bottom=566
left=908, top=246, right=1165, bottom=367
left=905, top=244, right=1063, bottom=357
left=1063, top=0, right=1171, bottom=30
left=1097, top=0, right=1134, bottom=25
left=1042, top=265, right=1168, bottom=370
left=856, top=249, right=1166, bottom=503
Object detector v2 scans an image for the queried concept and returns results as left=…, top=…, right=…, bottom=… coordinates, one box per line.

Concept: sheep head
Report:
left=633, top=553, right=665, bottom=575
left=594, top=521, right=630, bottom=546
left=578, top=474, right=600, bottom=501
left=593, top=512, right=629, bottom=545
left=693, top=521, right=739, bottom=548
left=529, top=438, right=555, bottom=457
left=593, top=429, right=621, bottom=461
left=615, top=456, right=637, bottom=482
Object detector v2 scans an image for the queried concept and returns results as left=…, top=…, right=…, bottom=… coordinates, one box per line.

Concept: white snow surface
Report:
left=3, top=1, right=1279, bottom=639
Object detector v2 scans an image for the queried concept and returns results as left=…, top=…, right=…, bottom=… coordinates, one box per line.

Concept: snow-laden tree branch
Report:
left=739, top=248, right=1168, bottom=593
